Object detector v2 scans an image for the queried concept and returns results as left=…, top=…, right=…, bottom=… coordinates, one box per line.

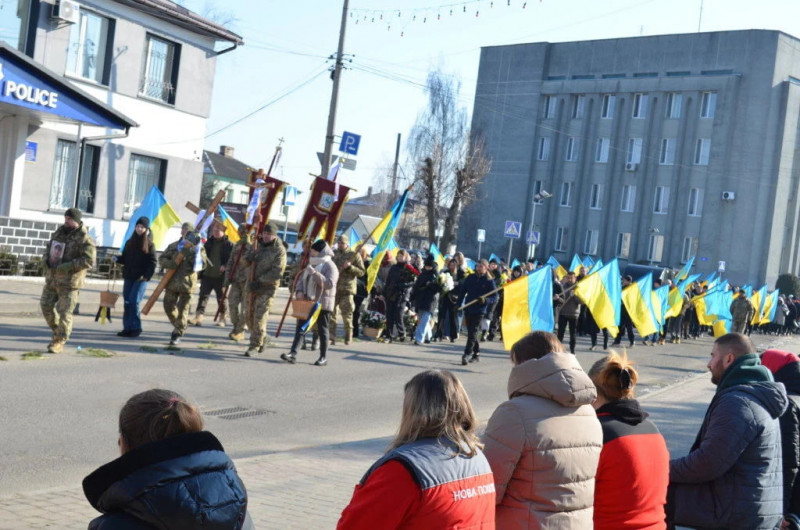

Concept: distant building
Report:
left=340, top=187, right=430, bottom=250
left=0, top=0, right=242, bottom=261
left=461, top=29, right=800, bottom=286
left=202, top=145, right=253, bottom=206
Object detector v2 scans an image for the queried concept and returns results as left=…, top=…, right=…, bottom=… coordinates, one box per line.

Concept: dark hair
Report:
left=510, top=331, right=565, bottom=365
left=125, top=229, right=151, bottom=254
left=714, top=332, right=755, bottom=358
left=588, top=350, right=638, bottom=401
left=119, top=389, right=203, bottom=451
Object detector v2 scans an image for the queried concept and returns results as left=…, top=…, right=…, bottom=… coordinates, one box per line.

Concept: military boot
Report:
left=215, top=313, right=227, bottom=327
left=188, top=313, right=204, bottom=326
left=48, top=338, right=66, bottom=354
left=229, top=331, right=245, bottom=342
left=244, top=346, right=259, bottom=357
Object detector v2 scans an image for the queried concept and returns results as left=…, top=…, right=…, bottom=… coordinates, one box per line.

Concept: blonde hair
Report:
left=390, top=370, right=482, bottom=457
left=588, top=350, right=638, bottom=401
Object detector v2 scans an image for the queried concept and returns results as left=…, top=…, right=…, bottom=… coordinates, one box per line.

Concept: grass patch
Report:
left=197, top=342, right=216, bottom=349
left=164, top=346, right=183, bottom=354
left=77, top=347, right=113, bottom=358
left=139, top=346, right=160, bottom=353
left=0, top=356, right=7, bottom=361
left=21, top=351, right=44, bottom=360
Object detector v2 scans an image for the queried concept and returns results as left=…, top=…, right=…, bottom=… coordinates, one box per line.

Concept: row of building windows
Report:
left=66, top=9, right=180, bottom=104
left=537, top=136, right=711, bottom=165
left=544, top=91, right=717, bottom=120
left=49, top=139, right=165, bottom=216
left=552, top=227, right=697, bottom=264
left=534, top=180, right=705, bottom=216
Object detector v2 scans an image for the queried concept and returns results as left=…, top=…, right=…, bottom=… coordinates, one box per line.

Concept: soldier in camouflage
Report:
left=40, top=208, right=96, bottom=353
left=331, top=233, right=365, bottom=345
left=244, top=223, right=287, bottom=357
left=226, top=224, right=252, bottom=342
left=158, top=224, right=208, bottom=345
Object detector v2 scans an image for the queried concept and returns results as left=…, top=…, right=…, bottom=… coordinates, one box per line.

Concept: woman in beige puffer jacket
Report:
left=482, top=331, right=603, bottom=529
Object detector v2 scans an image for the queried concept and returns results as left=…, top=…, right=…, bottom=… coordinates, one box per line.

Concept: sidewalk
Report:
left=0, top=374, right=717, bottom=529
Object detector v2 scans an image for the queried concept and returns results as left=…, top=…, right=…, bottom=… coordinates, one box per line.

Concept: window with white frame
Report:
left=654, top=186, right=670, bottom=214
left=615, top=232, right=631, bottom=258
left=543, top=95, right=557, bottom=118
left=660, top=138, right=676, bottom=165
left=688, top=188, right=704, bottom=216
left=537, top=137, right=550, bottom=161
left=700, top=91, right=717, bottom=119
left=125, top=154, right=165, bottom=217
left=601, top=94, right=615, bottom=119
left=571, top=95, right=585, bottom=119
left=66, top=10, right=112, bottom=84
left=648, top=234, right=665, bottom=263
left=627, top=138, right=643, bottom=164
left=584, top=229, right=599, bottom=255
left=533, top=180, right=544, bottom=203
left=665, top=92, right=682, bottom=119
left=555, top=226, right=568, bottom=251
left=681, top=236, right=698, bottom=263
left=140, top=34, right=179, bottom=104
left=589, top=183, right=603, bottom=209
left=595, top=137, right=610, bottom=163
left=621, top=184, right=636, bottom=212
left=565, top=137, right=579, bottom=161
left=694, top=138, right=711, bottom=165
left=49, top=141, right=100, bottom=213
left=632, top=93, right=648, bottom=118
left=560, top=182, right=573, bottom=206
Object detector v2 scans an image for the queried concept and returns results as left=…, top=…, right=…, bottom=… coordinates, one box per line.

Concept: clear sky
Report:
left=182, top=0, right=800, bottom=214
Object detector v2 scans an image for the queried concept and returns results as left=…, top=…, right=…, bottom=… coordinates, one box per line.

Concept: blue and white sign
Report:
left=718, top=260, right=726, bottom=273
left=504, top=221, right=522, bottom=239
left=339, top=131, right=361, bottom=155
left=284, top=185, right=298, bottom=206
left=476, top=229, right=485, bottom=242
left=527, top=230, right=540, bottom=245
left=25, top=141, right=37, bottom=162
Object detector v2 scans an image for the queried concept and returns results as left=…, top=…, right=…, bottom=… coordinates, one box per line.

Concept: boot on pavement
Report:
left=314, top=356, right=327, bottom=366
left=244, top=346, right=258, bottom=357
left=229, top=331, right=245, bottom=342
left=215, top=314, right=227, bottom=327
left=280, top=352, right=297, bottom=364
left=188, top=313, right=204, bottom=326
left=47, top=338, right=66, bottom=354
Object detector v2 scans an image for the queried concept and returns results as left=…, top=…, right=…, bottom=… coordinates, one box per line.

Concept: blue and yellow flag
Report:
left=366, top=190, right=410, bottom=293
left=502, top=266, right=554, bottom=350
left=574, top=258, right=621, bottom=336
left=217, top=205, right=240, bottom=243
left=713, top=318, right=731, bottom=337
left=120, top=186, right=181, bottom=250
left=429, top=242, right=446, bottom=269
left=587, top=258, right=604, bottom=274
left=760, top=290, right=780, bottom=325
left=299, top=302, right=322, bottom=333
left=547, top=256, right=568, bottom=280
left=675, top=256, right=695, bottom=282
left=511, top=258, right=521, bottom=269
left=622, top=272, right=659, bottom=337
left=705, top=286, right=732, bottom=321
left=569, top=254, right=583, bottom=273
left=489, top=253, right=501, bottom=263
left=678, top=273, right=702, bottom=295
left=349, top=226, right=362, bottom=247
left=751, top=285, right=767, bottom=325
left=652, top=285, right=670, bottom=330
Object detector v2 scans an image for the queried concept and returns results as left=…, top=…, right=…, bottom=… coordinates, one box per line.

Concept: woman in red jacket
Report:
left=589, top=351, right=670, bottom=529
left=337, top=369, right=495, bottom=529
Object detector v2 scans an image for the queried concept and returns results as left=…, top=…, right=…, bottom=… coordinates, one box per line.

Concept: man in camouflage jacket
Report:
left=40, top=208, right=96, bottom=353
left=244, top=223, right=286, bottom=357
left=159, top=225, right=208, bottom=345
left=331, top=233, right=365, bottom=345
left=225, top=224, right=252, bottom=342
left=731, top=290, right=756, bottom=334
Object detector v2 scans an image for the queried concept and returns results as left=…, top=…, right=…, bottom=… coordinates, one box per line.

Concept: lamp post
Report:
left=527, top=190, right=552, bottom=259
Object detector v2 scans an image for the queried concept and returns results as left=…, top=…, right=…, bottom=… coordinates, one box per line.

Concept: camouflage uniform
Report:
left=159, top=239, right=207, bottom=337
left=245, top=238, right=287, bottom=351
left=40, top=224, right=96, bottom=350
left=331, top=246, right=365, bottom=343
left=731, top=295, right=756, bottom=334
left=226, top=236, right=252, bottom=339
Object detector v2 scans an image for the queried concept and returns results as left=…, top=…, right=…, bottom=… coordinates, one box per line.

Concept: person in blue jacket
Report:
left=457, top=259, right=497, bottom=365
left=82, top=389, right=252, bottom=529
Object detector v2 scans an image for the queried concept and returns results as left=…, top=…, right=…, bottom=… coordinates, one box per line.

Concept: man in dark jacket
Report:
left=411, top=256, right=440, bottom=345
left=557, top=271, right=581, bottom=353
left=613, top=275, right=636, bottom=348
left=667, top=333, right=788, bottom=530
left=384, top=249, right=416, bottom=342
left=457, top=259, right=497, bottom=365
left=189, top=221, right=232, bottom=327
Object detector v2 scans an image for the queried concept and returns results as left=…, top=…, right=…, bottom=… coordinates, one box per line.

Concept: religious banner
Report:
left=297, top=176, right=352, bottom=245
left=246, top=170, right=288, bottom=229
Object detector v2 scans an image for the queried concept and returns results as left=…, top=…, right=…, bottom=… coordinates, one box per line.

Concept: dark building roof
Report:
left=203, top=150, right=253, bottom=182
left=115, top=0, right=244, bottom=45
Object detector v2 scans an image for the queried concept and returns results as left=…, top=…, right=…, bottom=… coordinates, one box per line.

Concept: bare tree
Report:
left=407, top=69, right=491, bottom=251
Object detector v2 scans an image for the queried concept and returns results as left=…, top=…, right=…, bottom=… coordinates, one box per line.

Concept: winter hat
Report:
left=761, top=349, right=799, bottom=374
left=311, top=239, right=327, bottom=252
left=181, top=222, right=192, bottom=231
left=65, top=208, right=82, bottom=222
left=135, top=216, right=150, bottom=229
left=424, top=255, right=436, bottom=268
left=262, top=222, right=276, bottom=234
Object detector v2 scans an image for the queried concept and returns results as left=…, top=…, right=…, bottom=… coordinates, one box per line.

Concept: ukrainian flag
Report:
left=218, top=205, right=240, bottom=243
left=569, top=254, right=583, bottom=273
left=502, top=265, right=554, bottom=350
left=429, top=243, right=446, bottom=269
left=299, top=302, right=322, bottom=333
left=652, top=285, right=670, bottom=330
left=511, top=258, right=521, bottom=269
left=621, top=272, right=659, bottom=337
left=489, top=253, right=501, bottom=263
left=574, top=258, right=621, bottom=336
left=583, top=255, right=595, bottom=268
left=120, top=185, right=180, bottom=250
left=366, top=190, right=410, bottom=293
left=751, top=285, right=767, bottom=325
left=760, top=290, right=780, bottom=325
left=678, top=273, right=702, bottom=295
left=675, top=256, right=695, bottom=282
left=547, top=256, right=567, bottom=280
left=587, top=258, right=604, bottom=274
left=349, top=226, right=362, bottom=247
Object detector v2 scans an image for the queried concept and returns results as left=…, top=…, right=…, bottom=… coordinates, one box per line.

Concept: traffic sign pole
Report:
left=507, top=238, right=514, bottom=264
left=478, top=241, right=483, bottom=260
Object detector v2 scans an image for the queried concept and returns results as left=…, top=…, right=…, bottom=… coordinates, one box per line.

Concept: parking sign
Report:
left=339, top=131, right=361, bottom=155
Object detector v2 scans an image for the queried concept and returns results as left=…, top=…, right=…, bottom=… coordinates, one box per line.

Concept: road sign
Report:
left=527, top=230, right=540, bottom=245
left=504, top=221, right=522, bottom=239
left=284, top=185, right=297, bottom=206
left=718, top=260, right=726, bottom=272
left=339, top=131, right=361, bottom=155
left=316, top=153, right=357, bottom=170
left=477, top=229, right=486, bottom=242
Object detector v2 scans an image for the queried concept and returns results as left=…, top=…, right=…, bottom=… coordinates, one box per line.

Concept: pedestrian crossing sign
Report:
left=504, top=221, right=522, bottom=239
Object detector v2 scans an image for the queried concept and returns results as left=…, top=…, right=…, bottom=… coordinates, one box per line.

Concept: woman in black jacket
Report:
left=411, top=256, right=440, bottom=345
left=115, top=217, right=157, bottom=337
left=83, top=388, right=252, bottom=529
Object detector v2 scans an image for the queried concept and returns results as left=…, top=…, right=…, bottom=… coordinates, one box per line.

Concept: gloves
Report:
left=248, top=280, right=262, bottom=292
left=56, top=262, right=72, bottom=273
left=478, top=296, right=487, bottom=305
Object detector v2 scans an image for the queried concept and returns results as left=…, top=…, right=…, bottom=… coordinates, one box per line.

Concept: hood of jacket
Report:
left=717, top=353, right=774, bottom=393
left=595, top=399, right=648, bottom=425
left=718, top=379, right=789, bottom=420
left=774, top=360, right=800, bottom=396
left=508, top=351, right=597, bottom=407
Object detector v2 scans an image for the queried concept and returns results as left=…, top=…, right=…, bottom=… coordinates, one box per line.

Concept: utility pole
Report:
left=321, top=0, right=350, bottom=180
left=391, top=133, right=401, bottom=200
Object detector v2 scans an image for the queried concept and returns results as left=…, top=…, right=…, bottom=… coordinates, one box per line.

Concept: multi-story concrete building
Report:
left=460, top=29, right=800, bottom=286
left=0, top=0, right=241, bottom=263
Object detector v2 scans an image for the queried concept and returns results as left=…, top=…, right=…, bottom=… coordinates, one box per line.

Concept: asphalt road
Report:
left=1, top=289, right=797, bottom=497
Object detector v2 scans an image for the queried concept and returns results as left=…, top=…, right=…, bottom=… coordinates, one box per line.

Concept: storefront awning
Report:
left=0, top=41, right=137, bottom=130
